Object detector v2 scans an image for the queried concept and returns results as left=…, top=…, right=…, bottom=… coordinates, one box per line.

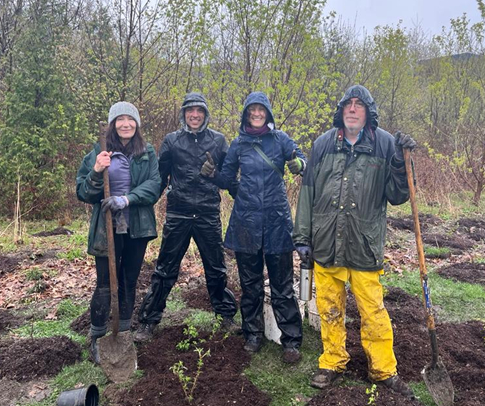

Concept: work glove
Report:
left=295, top=245, right=313, bottom=266
left=394, top=131, right=417, bottom=162
left=101, top=196, right=129, bottom=213
left=200, top=151, right=215, bottom=177
left=287, top=150, right=303, bottom=175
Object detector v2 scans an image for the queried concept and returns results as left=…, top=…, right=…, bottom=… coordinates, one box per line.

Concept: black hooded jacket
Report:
left=158, top=93, right=231, bottom=215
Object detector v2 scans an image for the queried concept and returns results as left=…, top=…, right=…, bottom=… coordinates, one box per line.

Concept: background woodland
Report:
left=1, top=0, right=485, bottom=221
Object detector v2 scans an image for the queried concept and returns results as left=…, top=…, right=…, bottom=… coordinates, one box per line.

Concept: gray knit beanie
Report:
left=108, top=101, right=141, bottom=127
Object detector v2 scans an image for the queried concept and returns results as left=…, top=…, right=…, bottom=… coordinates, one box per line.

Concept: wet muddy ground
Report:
left=1, top=217, right=485, bottom=405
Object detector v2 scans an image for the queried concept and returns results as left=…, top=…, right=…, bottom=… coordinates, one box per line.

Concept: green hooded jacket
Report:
left=293, top=85, right=410, bottom=271
left=76, top=143, right=162, bottom=257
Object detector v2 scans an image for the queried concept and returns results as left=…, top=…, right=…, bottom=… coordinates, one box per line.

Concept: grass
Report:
left=382, top=268, right=485, bottom=323
left=24, top=360, right=108, bottom=406
left=11, top=299, right=89, bottom=344
left=244, top=322, right=322, bottom=406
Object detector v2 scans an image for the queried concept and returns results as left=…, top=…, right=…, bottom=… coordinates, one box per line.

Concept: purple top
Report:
left=108, top=152, right=132, bottom=224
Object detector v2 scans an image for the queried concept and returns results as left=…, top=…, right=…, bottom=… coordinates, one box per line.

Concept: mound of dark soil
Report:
left=422, top=233, right=475, bottom=252
left=0, top=254, right=22, bottom=275
left=318, top=286, right=485, bottom=405
left=0, top=336, right=82, bottom=381
left=0, top=309, right=25, bottom=334
left=307, top=384, right=417, bottom=405
left=437, top=262, right=485, bottom=286
left=70, top=309, right=91, bottom=336
left=32, top=227, right=73, bottom=237
left=387, top=214, right=441, bottom=232
left=108, top=326, right=271, bottom=406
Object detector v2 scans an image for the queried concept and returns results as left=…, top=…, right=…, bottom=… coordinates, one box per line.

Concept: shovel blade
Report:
left=422, top=358, right=454, bottom=406
left=98, top=331, right=137, bottom=383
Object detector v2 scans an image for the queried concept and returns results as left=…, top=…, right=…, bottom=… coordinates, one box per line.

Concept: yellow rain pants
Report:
left=314, top=263, right=397, bottom=381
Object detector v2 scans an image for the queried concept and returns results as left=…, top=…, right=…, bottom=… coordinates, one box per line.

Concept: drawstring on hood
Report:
left=333, top=85, right=379, bottom=131
left=179, top=92, right=210, bottom=133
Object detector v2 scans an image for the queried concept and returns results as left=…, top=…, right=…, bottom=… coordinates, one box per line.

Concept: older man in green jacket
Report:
left=293, top=85, right=416, bottom=398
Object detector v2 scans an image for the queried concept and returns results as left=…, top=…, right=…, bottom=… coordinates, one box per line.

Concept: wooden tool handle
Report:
left=404, top=149, right=435, bottom=331
left=99, top=122, right=119, bottom=336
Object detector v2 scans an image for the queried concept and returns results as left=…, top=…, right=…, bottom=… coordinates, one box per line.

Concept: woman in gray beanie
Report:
left=76, top=101, right=162, bottom=364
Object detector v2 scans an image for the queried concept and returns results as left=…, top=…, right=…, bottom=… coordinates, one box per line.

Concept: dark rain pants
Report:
left=138, top=213, right=237, bottom=324
left=236, top=250, right=302, bottom=349
left=91, top=232, right=149, bottom=338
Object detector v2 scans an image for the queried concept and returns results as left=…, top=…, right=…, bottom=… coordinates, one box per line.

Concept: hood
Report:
left=333, top=85, right=379, bottom=130
left=240, top=91, right=275, bottom=130
left=179, top=92, right=210, bottom=133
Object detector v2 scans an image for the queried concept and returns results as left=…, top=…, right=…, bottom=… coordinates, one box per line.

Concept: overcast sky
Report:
left=324, top=0, right=483, bottom=37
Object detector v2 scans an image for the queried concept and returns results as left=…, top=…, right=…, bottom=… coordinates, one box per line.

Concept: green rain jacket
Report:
left=293, top=85, right=410, bottom=271
left=76, top=143, right=162, bottom=257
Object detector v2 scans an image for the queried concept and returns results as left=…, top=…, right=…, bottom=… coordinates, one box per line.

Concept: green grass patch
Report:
left=383, top=269, right=485, bottom=322
left=11, top=299, right=88, bottom=344
left=24, top=360, right=108, bottom=406
left=423, top=246, right=451, bottom=258
left=244, top=322, right=322, bottom=406
left=410, top=381, right=438, bottom=406
left=165, top=286, right=186, bottom=313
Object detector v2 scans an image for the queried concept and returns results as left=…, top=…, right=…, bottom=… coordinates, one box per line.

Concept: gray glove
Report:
left=295, top=245, right=313, bottom=266
left=394, top=131, right=417, bottom=161
left=200, top=151, right=215, bottom=177
left=287, top=150, right=303, bottom=175
left=101, top=196, right=128, bottom=213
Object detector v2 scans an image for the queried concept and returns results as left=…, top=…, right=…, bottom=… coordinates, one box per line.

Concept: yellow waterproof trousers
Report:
left=314, top=263, right=397, bottom=381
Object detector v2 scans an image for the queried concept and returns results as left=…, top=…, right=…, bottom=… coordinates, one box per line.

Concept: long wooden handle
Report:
left=99, top=122, right=119, bottom=336
left=404, top=149, right=435, bottom=333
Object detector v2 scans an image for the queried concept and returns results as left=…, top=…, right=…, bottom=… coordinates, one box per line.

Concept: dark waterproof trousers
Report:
left=91, top=232, right=149, bottom=338
left=236, top=250, right=303, bottom=349
left=138, top=212, right=237, bottom=324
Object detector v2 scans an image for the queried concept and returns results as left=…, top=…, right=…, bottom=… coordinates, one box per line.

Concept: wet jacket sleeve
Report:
left=281, top=132, right=307, bottom=172
left=293, top=143, right=317, bottom=247
left=158, top=136, right=172, bottom=193
left=385, top=140, right=411, bottom=206
left=212, top=139, right=240, bottom=192
left=76, top=149, right=104, bottom=205
left=217, top=135, right=239, bottom=198
left=126, top=146, right=162, bottom=206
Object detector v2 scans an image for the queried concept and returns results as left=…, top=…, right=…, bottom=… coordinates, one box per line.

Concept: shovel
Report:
left=97, top=122, right=137, bottom=383
left=404, top=149, right=454, bottom=406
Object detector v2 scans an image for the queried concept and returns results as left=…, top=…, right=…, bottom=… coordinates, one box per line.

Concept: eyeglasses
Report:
left=343, top=100, right=366, bottom=110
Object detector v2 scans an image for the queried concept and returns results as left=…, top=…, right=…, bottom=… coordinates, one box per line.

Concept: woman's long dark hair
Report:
left=106, top=120, right=146, bottom=158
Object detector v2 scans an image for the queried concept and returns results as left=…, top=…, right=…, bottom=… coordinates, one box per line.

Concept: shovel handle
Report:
left=404, top=149, right=435, bottom=332
left=99, top=122, right=120, bottom=336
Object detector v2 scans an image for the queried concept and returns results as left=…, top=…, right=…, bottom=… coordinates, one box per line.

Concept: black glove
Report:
left=394, top=131, right=417, bottom=161
left=295, top=245, right=313, bottom=265
left=287, top=150, right=303, bottom=175
left=101, top=196, right=129, bottom=213
left=200, top=151, right=215, bottom=177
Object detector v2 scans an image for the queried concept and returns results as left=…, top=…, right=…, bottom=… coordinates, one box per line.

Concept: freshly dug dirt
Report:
left=387, top=214, right=442, bottom=232
left=108, top=327, right=272, bottom=406
left=421, top=233, right=475, bottom=251
left=437, top=262, right=485, bottom=286
left=32, top=227, right=73, bottom=237
left=0, top=336, right=82, bottom=381
left=0, top=309, right=25, bottom=334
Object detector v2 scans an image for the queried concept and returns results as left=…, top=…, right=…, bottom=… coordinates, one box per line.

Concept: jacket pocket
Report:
left=347, top=216, right=384, bottom=269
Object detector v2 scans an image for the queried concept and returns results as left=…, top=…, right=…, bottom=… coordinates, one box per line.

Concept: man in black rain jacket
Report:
left=135, top=93, right=238, bottom=341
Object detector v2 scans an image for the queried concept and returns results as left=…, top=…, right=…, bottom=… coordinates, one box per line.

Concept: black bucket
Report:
left=56, top=384, right=99, bottom=406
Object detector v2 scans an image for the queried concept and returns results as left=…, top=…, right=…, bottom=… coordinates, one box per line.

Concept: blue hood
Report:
left=240, top=92, right=275, bottom=130
left=333, top=85, right=379, bottom=130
